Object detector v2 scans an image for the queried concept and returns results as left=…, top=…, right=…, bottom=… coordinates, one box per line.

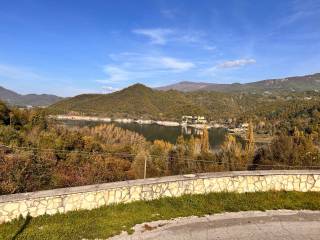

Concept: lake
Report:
left=60, top=120, right=228, bottom=149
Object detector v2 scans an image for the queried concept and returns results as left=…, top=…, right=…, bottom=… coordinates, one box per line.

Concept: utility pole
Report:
left=9, top=112, right=13, bottom=127
left=144, top=156, right=147, bottom=179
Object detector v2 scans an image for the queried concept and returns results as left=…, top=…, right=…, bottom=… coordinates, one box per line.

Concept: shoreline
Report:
left=50, top=115, right=216, bottom=129
left=50, top=115, right=267, bottom=142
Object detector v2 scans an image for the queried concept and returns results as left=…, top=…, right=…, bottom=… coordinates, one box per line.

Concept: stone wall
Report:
left=1, top=170, right=320, bottom=223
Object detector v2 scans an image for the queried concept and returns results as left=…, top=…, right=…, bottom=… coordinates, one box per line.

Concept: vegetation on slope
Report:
left=49, top=83, right=320, bottom=123
left=158, top=72, right=320, bottom=93
left=0, top=86, right=62, bottom=107
left=1, top=191, right=320, bottom=240
left=2, top=101, right=320, bottom=194
left=50, top=84, right=206, bottom=120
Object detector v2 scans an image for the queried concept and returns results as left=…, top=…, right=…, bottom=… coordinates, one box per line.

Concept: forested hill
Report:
left=0, top=86, right=62, bottom=107
left=158, top=73, right=320, bottom=93
left=49, top=83, right=320, bottom=122
left=49, top=84, right=206, bottom=119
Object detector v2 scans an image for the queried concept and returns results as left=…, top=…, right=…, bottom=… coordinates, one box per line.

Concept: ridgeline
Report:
left=49, top=82, right=320, bottom=122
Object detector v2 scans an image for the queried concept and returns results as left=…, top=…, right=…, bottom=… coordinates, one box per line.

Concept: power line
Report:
left=1, top=143, right=320, bottom=168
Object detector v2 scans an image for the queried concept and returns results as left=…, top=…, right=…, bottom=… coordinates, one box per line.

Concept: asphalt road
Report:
left=110, top=210, right=320, bottom=240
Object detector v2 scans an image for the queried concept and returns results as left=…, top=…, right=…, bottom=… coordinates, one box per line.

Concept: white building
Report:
left=182, top=116, right=207, bottom=124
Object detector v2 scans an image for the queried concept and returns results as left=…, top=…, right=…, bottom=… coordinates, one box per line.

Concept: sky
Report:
left=0, top=0, right=319, bottom=96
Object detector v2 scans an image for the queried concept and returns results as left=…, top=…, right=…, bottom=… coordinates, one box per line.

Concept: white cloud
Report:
left=96, top=53, right=195, bottom=85
left=132, top=28, right=173, bottom=45
left=132, top=28, right=206, bottom=46
left=158, top=57, right=194, bottom=71
left=217, top=59, right=256, bottom=68
left=97, top=65, right=130, bottom=83
left=202, top=58, right=256, bottom=76
left=102, top=86, right=120, bottom=93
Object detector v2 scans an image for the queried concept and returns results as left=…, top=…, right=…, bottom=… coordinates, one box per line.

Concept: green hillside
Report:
left=50, top=84, right=206, bottom=120
left=49, top=83, right=320, bottom=122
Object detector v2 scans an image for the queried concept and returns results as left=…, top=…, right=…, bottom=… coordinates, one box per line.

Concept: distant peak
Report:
left=178, top=81, right=197, bottom=84
left=122, top=83, right=152, bottom=92
left=127, top=83, right=148, bottom=88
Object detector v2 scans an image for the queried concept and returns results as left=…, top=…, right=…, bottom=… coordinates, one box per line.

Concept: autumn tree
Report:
left=131, top=150, right=151, bottom=179
left=186, top=135, right=195, bottom=157
left=149, top=140, right=172, bottom=176
left=200, top=127, right=210, bottom=154
left=220, top=135, right=246, bottom=171
left=244, top=120, right=255, bottom=165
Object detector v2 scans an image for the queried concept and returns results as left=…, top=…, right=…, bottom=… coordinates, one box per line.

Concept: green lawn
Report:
left=1, top=191, right=320, bottom=240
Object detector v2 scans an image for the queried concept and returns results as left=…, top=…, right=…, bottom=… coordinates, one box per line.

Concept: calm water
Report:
left=60, top=120, right=227, bottom=149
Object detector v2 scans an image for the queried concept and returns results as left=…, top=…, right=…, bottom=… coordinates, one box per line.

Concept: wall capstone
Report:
left=1, top=170, right=320, bottom=223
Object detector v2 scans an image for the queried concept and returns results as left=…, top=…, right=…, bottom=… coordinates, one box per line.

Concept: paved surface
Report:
left=109, top=210, right=320, bottom=240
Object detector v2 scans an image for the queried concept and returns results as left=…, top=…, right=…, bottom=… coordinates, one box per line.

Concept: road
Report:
left=110, top=210, right=320, bottom=240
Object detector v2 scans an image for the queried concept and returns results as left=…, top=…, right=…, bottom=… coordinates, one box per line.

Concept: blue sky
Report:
left=0, top=0, right=319, bottom=96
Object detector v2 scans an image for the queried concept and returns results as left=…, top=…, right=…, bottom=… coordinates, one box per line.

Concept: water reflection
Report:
left=181, top=126, right=205, bottom=136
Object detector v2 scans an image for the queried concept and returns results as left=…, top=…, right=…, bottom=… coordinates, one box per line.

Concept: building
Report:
left=182, top=116, right=207, bottom=124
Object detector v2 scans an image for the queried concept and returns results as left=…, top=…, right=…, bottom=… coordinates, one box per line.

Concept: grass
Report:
left=1, top=191, right=320, bottom=240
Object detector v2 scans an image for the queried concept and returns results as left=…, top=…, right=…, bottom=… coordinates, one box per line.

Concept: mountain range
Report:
left=157, top=73, right=320, bottom=93
left=50, top=78, right=320, bottom=121
left=0, top=86, right=62, bottom=107
left=3, top=72, right=320, bottom=116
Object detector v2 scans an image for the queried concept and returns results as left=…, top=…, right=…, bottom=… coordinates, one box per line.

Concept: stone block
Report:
left=1, top=171, right=320, bottom=224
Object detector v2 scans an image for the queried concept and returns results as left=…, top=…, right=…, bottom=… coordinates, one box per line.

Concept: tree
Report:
left=186, top=135, right=195, bottom=158
left=149, top=140, right=172, bottom=176
left=0, top=125, right=22, bottom=146
left=220, top=134, right=246, bottom=171
left=29, top=110, right=48, bottom=130
left=0, top=150, right=55, bottom=194
left=0, top=101, right=10, bottom=125
left=131, top=150, right=150, bottom=179
left=245, top=120, right=255, bottom=164
left=200, top=127, right=210, bottom=154
left=254, top=128, right=320, bottom=170
left=9, top=109, right=29, bottom=129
